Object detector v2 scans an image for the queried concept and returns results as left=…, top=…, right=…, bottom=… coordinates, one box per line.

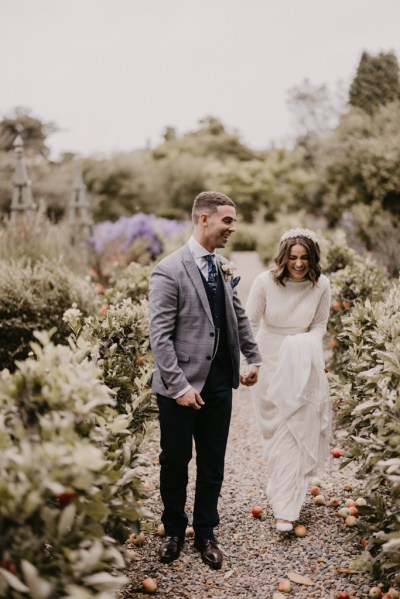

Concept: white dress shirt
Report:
left=188, top=235, right=216, bottom=279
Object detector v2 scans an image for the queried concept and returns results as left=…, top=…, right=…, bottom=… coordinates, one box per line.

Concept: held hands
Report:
left=240, top=365, right=259, bottom=387
left=176, top=387, right=205, bottom=410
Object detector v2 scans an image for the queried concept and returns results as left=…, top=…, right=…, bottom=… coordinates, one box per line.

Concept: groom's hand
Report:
left=240, top=365, right=259, bottom=387
left=176, top=388, right=205, bottom=410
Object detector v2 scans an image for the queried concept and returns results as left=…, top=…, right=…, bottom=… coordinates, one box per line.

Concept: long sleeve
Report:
left=245, top=274, right=267, bottom=339
left=148, top=262, right=190, bottom=396
left=309, top=279, right=331, bottom=340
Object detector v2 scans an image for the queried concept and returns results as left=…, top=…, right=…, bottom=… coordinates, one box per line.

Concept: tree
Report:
left=0, top=106, right=58, bottom=157
left=349, top=51, right=400, bottom=115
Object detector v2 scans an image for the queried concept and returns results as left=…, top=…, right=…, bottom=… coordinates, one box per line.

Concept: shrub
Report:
left=104, top=262, right=151, bottom=306
left=329, top=281, right=400, bottom=584
left=320, top=229, right=357, bottom=275
left=326, top=249, right=389, bottom=373
left=0, top=332, right=146, bottom=598
left=0, top=259, right=96, bottom=371
left=66, top=298, right=155, bottom=413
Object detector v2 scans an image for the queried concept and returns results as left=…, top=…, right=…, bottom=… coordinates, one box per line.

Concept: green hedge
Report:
left=330, top=281, right=400, bottom=585
left=0, top=259, right=96, bottom=371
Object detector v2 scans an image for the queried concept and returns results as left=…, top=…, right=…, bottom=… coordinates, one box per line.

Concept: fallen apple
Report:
left=337, top=593, right=350, bottom=599
left=348, top=506, right=358, bottom=516
left=355, top=497, right=367, bottom=506
left=294, top=524, right=308, bottom=537
left=387, top=589, right=399, bottom=598
left=251, top=506, right=263, bottom=518
left=185, top=526, right=195, bottom=537
left=369, top=588, right=382, bottom=598
left=277, top=579, right=292, bottom=593
left=310, top=485, right=320, bottom=496
left=330, top=338, right=340, bottom=349
left=129, top=531, right=145, bottom=546
left=343, top=483, right=353, bottom=492
left=329, top=497, right=340, bottom=507
left=337, top=507, right=351, bottom=519
left=331, top=300, right=341, bottom=310
left=157, top=523, right=165, bottom=536
left=310, top=477, right=322, bottom=487
left=345, top=499, right=356, bottom=508
left=142, top=577, right=157, bottom=594
left=383, top=594, right=394, bottom=599
left=314, top=494, right=326, bottom=505
left=330, top=447, right=342, bottom=458
left=345, top=515, right=357, bottom=527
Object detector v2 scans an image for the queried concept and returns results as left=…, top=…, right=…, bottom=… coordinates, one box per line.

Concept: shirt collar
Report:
left=188, top=235, right=214, bottom=259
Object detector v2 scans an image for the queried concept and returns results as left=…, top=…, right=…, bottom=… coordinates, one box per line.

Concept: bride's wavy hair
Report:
left=272, top=236, right=321, bottom=286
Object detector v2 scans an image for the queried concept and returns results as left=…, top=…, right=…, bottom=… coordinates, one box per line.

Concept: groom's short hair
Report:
left=192, top=191, right=236, bottom=223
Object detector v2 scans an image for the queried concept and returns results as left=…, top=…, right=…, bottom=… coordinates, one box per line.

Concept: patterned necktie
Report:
left=204, top=254, right=218, bottom=294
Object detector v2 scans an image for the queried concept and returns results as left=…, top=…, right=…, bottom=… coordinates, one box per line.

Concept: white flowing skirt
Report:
left=251, top=330, right=331, bottom=521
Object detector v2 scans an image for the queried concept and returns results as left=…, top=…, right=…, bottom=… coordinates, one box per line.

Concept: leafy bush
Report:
left=320, top=230, right=357, bottom=275
left=0, top=266, right=156, bottom=597
left=66, top=298, right=155, bottom=412
left=329, top=280, right=400, bottom=584
left=0, top=259, right=96, bottom=371
left=104, top=262, right=151, bottom=306
left=0, top=332, right=149, bottom=598
left=326, top=248, right=389, bottom=373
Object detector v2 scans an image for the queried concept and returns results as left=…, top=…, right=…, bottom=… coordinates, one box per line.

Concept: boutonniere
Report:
left=220, top=262, right=241, bottom=289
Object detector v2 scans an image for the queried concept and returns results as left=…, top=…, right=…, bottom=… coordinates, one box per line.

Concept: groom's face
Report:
left=199, top=205, right=237, bottom=252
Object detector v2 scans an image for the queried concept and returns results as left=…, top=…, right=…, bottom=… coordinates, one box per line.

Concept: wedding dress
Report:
left=245, top=270, right=331, bottom=522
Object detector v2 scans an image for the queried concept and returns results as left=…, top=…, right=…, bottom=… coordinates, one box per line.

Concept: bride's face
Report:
left=286, top=243, right=310, bottom=280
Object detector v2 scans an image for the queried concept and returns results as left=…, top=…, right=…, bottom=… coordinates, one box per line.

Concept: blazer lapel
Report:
left=181, top=245, right=214, bottom=327
left=217, top=258, right=236, bottom=324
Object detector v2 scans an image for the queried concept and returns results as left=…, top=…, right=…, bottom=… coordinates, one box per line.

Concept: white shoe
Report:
left=275, top=520, right=293, bottom=532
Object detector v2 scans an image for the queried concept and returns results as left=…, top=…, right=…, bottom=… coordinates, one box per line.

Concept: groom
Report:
left=148, top=191, right=261, bottom=569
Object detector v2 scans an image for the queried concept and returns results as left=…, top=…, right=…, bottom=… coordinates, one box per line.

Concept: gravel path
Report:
left=123, top=387, right=373, bottom=598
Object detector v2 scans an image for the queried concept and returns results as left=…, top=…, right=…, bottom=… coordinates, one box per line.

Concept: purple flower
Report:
left=92, top=213, right=190, bottom=257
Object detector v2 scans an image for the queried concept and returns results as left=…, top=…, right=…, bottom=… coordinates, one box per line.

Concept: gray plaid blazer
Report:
left=148, top=243, right=261, bottom=397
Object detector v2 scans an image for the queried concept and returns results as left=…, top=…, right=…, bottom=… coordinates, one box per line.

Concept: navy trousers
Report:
left=157, top=360, right=232, bottom=539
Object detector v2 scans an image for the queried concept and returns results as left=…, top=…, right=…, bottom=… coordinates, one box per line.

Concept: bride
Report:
left=245, top=228, right=331, bottom=532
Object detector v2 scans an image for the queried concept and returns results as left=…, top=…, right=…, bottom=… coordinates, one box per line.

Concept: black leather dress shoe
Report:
left=194, top=537, right=223, bottom=569
left=159, top=536, right=184, bottom=563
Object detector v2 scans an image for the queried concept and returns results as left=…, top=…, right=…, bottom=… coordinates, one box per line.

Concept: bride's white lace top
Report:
left=246, top=270, right=331, bottom=339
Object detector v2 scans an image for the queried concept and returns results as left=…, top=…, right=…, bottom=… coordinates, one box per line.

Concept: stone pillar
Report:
left=10, top=134, right=36, bottom=225
left=68, top=157, right=92, bottom=239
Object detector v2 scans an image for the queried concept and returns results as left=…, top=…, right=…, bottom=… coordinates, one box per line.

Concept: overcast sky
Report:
left=1, top=0, right=400, bottom=158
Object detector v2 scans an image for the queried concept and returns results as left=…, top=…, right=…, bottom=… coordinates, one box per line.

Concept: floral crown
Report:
left=280, top=228, right=319, bottom=244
